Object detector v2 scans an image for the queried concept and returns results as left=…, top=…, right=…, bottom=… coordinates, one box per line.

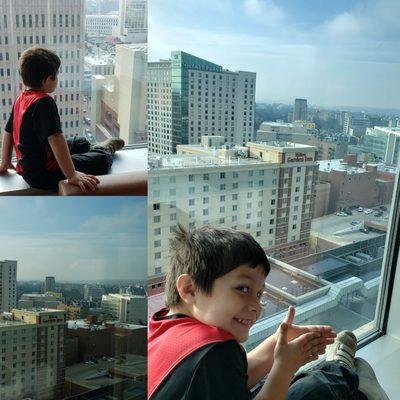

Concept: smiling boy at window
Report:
left=148, top=225, right=347, bottom=399
left=149, top=225, right=390, bottom=399
left=0, top=46, right=124, bottom=191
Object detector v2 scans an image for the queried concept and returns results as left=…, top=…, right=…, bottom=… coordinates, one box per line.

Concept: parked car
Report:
left=350, top=220, right=359, bottom=226
left=380, top=206, right=387, bottom=211
left=336, top=212, right=347, bottom=217
left=374, top=211, right=383, bottom=217
left=358, top=207, right=364, bottom=212
left=364, top=209, right=373, bottom=214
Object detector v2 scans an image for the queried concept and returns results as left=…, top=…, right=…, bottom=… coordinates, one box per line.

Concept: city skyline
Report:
left=0, top=197, right=147, bottom=281
left=149, top=0, right=400, bottom=110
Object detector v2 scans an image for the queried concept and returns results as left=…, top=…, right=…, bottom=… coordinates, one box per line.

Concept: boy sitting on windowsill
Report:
left=0, top=46, right=124, bottom=192
left=148, top=225, right=389, bottom=400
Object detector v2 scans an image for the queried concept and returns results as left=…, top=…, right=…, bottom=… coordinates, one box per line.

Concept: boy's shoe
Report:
left=92, top=138, right=125, bottom=155
left=325, top=330, right=357, bottom=370
left=355, top=357, right=390, bottom=400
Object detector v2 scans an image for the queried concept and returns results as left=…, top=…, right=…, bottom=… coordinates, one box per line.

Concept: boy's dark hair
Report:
left=18, top=46, right=61, bottom=88
left=165, top=224, right=270, bottom=307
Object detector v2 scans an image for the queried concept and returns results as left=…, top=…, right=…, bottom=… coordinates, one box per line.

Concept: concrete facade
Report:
left=0, top=0, right=85, bottom=138
left=0, top=260, right=17, bottom=313
left=148, top=139, right=318, bottom=277
left=91, top=44, right=147, bottom=144
left=148, top=51, right=256, bottom=154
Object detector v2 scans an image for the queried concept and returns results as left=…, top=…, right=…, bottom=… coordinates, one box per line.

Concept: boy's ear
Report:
left=176, top=274, right=196, bottom=305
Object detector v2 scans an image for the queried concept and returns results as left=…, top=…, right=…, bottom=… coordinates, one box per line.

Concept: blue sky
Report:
left=0, top=197, right=147, bottom=281
left=149, top=0, right=400, bottom=110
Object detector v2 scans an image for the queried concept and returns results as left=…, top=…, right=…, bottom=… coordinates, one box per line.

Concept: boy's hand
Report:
left=274, top=322, right=326, bottom=377
left=280, top=306, right=336, bottom=347
left=0, top=162, right=15, bottom=174
left=68, top=171, right=100, bottom=192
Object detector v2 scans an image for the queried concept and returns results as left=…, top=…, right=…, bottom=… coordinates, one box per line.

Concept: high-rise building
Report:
left=363, top=126, right=400, bottom=166
left=343, top=112, right=370, bottom=138
left=116, top=0, right=147, bottom=43
left=256, top=121, right=309, bottom=143
left=83, top=284, right=104, bottom=301
left=45, top=276, right=56, bottom=292
left=85, top=14, right=119, bottom=36
left=0, top=0, right=85, bottom=138
left=101, top=293, right=147, bottom=324
left=0, top=309, right=66, bottom=400
left=19, top=293, right=60, bottom=309
left=91, top=44, right=147, bottom=144
left=148, top=51, right=256, bottom=154
left=0, top=260, right=17, bottom=312
left=293, top=98, right=307, bottom=121
left=148, top=138, right=318, bottom=277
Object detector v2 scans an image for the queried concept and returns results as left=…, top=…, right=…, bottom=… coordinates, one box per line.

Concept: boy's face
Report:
left=191, top=264, right=266, bottom=342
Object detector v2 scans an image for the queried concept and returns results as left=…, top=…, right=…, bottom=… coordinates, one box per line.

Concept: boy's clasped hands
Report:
left=274, top=306, right=337, bottom=376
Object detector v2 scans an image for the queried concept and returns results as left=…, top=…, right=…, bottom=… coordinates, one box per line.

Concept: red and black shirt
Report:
left=148, top=308, right=251, bottom=400
left=5, top=90, right=62, bottom=180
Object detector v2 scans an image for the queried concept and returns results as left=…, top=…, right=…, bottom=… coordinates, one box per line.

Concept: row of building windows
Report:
left=13, top=14, right=81, bottom=29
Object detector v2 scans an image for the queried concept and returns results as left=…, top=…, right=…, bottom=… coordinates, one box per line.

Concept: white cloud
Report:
left=149, top=0, right=400, bottom=108
left=79, top=203, right=145, bottom=234
left=243, top=0, right=285, bottom=25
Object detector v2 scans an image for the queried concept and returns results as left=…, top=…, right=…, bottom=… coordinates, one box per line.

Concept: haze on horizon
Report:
left=149, top=0, right=400, bottom=111
left=0, top=197, right=147, bottom=281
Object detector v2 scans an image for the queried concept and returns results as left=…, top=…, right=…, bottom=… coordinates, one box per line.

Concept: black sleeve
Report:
left=5, top=106, right=14, bottom=133
left=32, top=97, right=63, bottom=142
left=187, top=341, right=252, bottom=400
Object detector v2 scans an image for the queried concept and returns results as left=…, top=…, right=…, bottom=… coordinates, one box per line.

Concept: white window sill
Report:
left=357, top=333, right=400, bottom=398
left=0, top=146, right=147, bottom=195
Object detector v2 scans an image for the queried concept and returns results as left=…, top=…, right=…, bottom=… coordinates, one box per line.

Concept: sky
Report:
left=0, top=197, right=147, bottom=282
left=149, top=0, right=400, bottom=110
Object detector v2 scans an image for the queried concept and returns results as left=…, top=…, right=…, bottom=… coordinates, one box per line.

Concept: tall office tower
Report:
left=116, top=0, right=147, bottom=43
left=0, top=309, right=66, bottom=400
left=91, top=44, right=147, bottom=144
left=343, top=112, right=370, bottom=139
left=44, top=276, right=56, bottom=292
left=83, top=284, right=104, bottom=301
left=148, top=137, right=317, bottom=278
left=0, top=260, right=17, bottom=312
left=148, top=51, right=256, bottom=155
left=293, top=98, right=308, bottom=121
left=85, top=14, right=119, bottom=37
left=101, top=293, right=147, bottom=324
left=0, top=0, right=85, bottom=138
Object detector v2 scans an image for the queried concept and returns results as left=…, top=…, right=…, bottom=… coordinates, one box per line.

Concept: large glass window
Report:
left=0, top=0, right=147, bottom=164
left=148, top=0, right=400, bottom=354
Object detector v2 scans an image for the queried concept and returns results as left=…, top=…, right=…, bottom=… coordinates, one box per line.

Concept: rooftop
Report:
left=66, top=355, right=147, bottom=386
left=67, top=320, right=107, bottom=330
left=149, top=153, right=267, bottom=171
left=367, top=126, right=400, bottom=136
left=249, top=141, right=316, bottom=150
left=318, top=159, right=366, bottom=174
left=311, top=211, right=388, bottom=246
left=259, top=121, right=305, bottom=128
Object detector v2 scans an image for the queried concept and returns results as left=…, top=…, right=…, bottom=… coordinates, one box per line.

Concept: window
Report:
left=148, top=0, right=399, bottom=363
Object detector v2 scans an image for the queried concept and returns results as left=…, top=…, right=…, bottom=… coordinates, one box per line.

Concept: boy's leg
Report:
left=70, top=149, right=113, bottom=176
left=285, top=361, right=367, bottom=400
left=66, top=136, right=91, bottom=155
left=286, top=331, right=366, bottom=400
left=68, top=137, right=125, bottom=176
